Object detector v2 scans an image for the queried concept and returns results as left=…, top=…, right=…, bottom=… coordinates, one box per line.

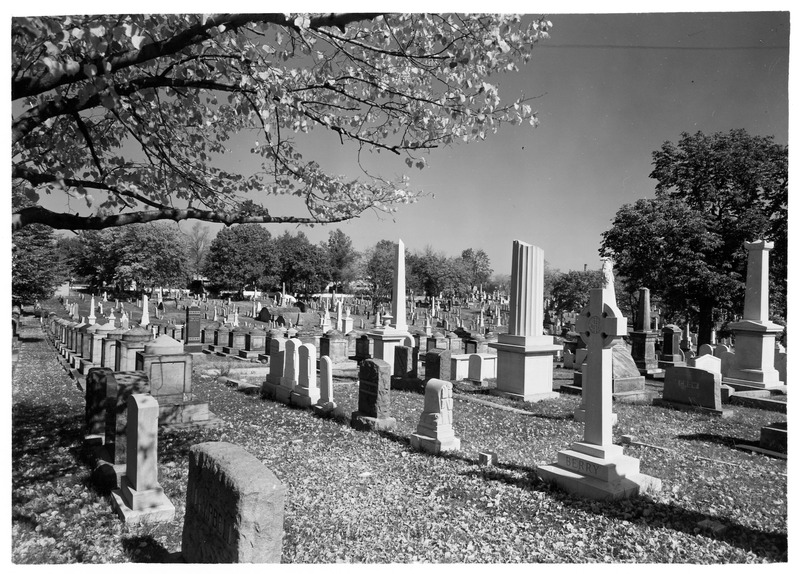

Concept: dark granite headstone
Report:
left=661, top=366, right=723, bottom=413
left=424, top=348, right=451, bottom=382
left=184, top=305, right=202, bottom=352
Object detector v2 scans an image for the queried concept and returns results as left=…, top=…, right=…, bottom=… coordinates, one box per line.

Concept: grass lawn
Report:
left=11, top=312, right=787, bottom=563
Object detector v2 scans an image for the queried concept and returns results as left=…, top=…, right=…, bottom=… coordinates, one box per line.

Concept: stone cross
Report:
left=575, top=287, right=627, bottom=451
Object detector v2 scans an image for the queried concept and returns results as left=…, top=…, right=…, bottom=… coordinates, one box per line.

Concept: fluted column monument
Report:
left=723, top=240, right=785, bottom=389
left=489, top=240, right=560, bottom=401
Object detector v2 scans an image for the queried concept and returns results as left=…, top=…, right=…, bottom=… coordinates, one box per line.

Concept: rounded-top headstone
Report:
left=144, top=334, right=185, bottom=355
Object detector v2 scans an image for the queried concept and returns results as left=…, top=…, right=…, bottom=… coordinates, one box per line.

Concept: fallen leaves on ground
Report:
left=11, top=313, right=787, bottom=564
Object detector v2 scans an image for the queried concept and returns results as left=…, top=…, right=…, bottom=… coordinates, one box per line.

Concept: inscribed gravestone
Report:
left=660, top=366, right=724, bottom=414
left=351, top=359, right=396, bottom=431
left=424, top=348, right=451, bottom=382
left=182, top=442, right=285, bottom=563
left=184, top=304, right=203, bottom=352
left=410, top=378, right=461, bottom=454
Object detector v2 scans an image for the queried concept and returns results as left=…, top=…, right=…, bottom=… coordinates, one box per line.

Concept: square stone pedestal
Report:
left=489, top=334, right=560, bottom=402
left=111, top=475, right=176, bottom=524
left=537, top=442, right=662, bottom=500
left=410, top=433, right=460, bottom=454
left=722, top=320, right=784, bottom=390
left=368, top=327, right=411, bottom=375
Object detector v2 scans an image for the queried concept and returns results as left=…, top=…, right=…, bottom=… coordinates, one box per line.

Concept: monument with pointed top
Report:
left=537, top=287, right=662, bottom=499
left=722, top=240, right=785, bottom=389
left=368, top=239, right=412, bottom=375
left=488, top=240, right=560, bottom=401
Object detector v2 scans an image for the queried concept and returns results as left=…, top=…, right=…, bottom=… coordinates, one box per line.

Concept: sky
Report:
left=13, top=2, right=792, bottom=278
left=186, top=4, right=791, bottom=276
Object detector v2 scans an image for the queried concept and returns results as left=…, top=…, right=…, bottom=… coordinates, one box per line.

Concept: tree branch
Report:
left=12, top=205, right=355, bottom=232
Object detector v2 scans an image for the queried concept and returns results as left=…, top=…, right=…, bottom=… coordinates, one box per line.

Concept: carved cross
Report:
left=576, top=290, right=626, bottom=352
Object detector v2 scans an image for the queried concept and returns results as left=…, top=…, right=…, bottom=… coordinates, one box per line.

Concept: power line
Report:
left=539, top=43, right=788, bottom=50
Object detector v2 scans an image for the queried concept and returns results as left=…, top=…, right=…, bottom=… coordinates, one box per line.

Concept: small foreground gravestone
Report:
left=110, top=394, right=175, bottom=524
left=182, top=442, right=285, bottom=563
left=410, top=378, right=461, bottom=454
left=351, top=359, right=396, bottom=431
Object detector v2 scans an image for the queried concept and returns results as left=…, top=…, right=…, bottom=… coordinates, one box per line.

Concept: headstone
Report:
left=467, top=353, right=497, bottom=386
left=689, top=353, right=722, bottom=376
left=424, top=348, right=451, bottom=382
left=657, top=366, right=727, bottom=415
left=182, top=442, right=285, bottom=563
left=312, top=356, right=336, bottom=415
left=110, top=394, right=175, bottom=523
left=538, top=287, right=662, bottom=499
left=657, top=325, right=685, bottom=369
left=410, top=378, right=461, bottom=454
left=276, top=338, right=300, bottom=404
left=351, top=359, right=396, bottom=431
left=291, top=343, right=320, bottom=408
left=184, top=304, right=203, bottom=352
left=488, top=240, right=559, bottom=401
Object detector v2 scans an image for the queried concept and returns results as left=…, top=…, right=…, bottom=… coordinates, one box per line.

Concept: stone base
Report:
left=111, top=480, right=175, bottom=524
left=489, top=335, right=560, bottom=401
left=489, top=388, right=559, bottom=402
left=262, top=380, right=280, bottom=399
left=157, top=400, right=210, bottom=425
left=652, top=398, right=731, bottom=418
left=79, top=358, right=97, bottom=375
left=290, top=391, right=321, bottom=408
left=638, top=367, right=665, bottom=378
left=613, top=375, right=646, bottom=393
left=410, top=433, right=461, bottom=454
left=275, top=385, right=294, bottom=404
left=350, top=412, right=397, bottom=432
left=537, top=445, right=661, bottom=500
left=237, top=349, right=263, bottom=360
left=311, top=402, right=336, bottom=416
left=256, top=353, right=270, bottom=363
left=722, top=375, right=784, bottom=391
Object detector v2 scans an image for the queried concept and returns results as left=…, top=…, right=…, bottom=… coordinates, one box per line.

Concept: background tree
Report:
left=13, top=14, right=550, bottom=231
left=326, top=229, right=359, bottom=292
left=12, top=224, right=67, bottom=305
left=184, top=222, right=212, bottom=278
left=273, top=231, right=330, bottom=295
left=459, top=248, right=493, bottom=294
left=549, top=269, right=605, bottom=328
left=203, top=224, right=279, bottom=295
left=113, top=223, right=193, bottom=293
left=603, top=129, right=787, bottom=345
left=68, top=229, right=121, bottom=291
left=361, top=239, right=397, bottom=308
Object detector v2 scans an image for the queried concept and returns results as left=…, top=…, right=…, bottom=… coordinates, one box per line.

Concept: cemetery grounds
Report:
left=11, top=305, right=787, bottom=564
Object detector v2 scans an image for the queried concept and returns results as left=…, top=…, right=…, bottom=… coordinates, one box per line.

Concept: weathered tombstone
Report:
left=110, top=394, right=175, bottom=523
left=355, top=334, right=371, bottom=364
left=312, top=356, right=336, bottom=415
left=184, top=304, right=203, bottom=353
left=467, top=353, right=497, bottom=386
left=391, top=345, right=418, bottom=385
left=629, top=287, right=663, bottom=376
left=291, top=343, right=320, bottom=408
left=351, top=359, right=396, bottom=431
left=85, top=367, right=114, bottom=440
left=424, top=348, right=451, bottom=382
left=320, top=330, right=349, bottom=363
left=489, top=240, right=559, bottom=401
left=656, top=366, right=728, bottom=416
left=657, top=324, right=686, bottom=370
left=276, top=338, right=300, bottom=404
left=689, top=353, right=722, bottom=376
left=410, top=378, right=461, bottom=454
left=182, top=442, right=285, bottom=563
left=538, top=287, right=662, bottom=499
